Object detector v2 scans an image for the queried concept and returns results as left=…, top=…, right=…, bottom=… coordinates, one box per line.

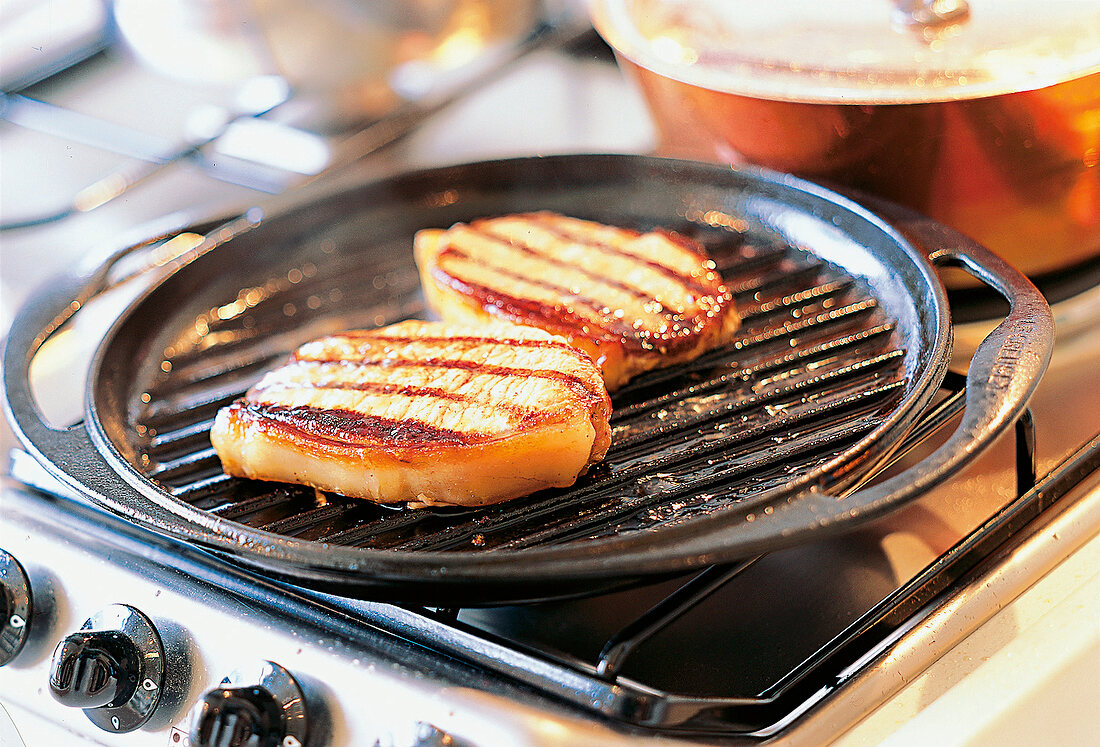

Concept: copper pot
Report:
left=591, top=0, right=1100, bottom=279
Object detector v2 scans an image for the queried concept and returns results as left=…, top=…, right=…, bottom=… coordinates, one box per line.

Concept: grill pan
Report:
left=4, top=155, right=1053, bottom=604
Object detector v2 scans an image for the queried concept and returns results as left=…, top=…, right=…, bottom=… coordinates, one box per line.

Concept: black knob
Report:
left=191, top=662, right=308, bottom=747
left=0, top=586, right=9, bottom=628
left=192, top=686, right=282, bottom=747
left=49, top=630, right=140, bottom=709
left=0, top=549, right=33, bottom=666
left=48, top=605, right=166, bottom=734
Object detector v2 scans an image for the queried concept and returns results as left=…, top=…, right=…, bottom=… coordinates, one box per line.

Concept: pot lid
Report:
left=590, top=0, right=1100, bottom=103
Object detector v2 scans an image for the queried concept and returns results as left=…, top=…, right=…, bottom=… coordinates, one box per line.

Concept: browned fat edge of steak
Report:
left=282, top=354, right=606, bottom=404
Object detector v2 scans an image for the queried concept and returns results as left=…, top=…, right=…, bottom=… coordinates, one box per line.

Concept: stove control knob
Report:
left=48, top=604, right=165, bottom=733
left=0, top=549, right=33, bottom=666
left=49, top=630, right=139, bottom=708
left=191, top=662, right=308, bottom=747
left=192, top=686, right=283, bottom=747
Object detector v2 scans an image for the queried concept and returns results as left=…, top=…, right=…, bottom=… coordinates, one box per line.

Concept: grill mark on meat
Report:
left=248, top=379, right=543, bottom=422
left=465, top=225, right=662, bottom=304
left=427, top=259, right=629, bottom=346
left=334, top=332, right=592, bottom=362
left=425, top=216, right=734, bottom=356
left=286, top=354, right=604, bottom=401
left=210, top=319, right=613, bottom=506
left=518, top=212, right=719, bottom=297
left=234, top=401, right=488, bottom=447
left=413, top=214, right=740, bottom=393
left=432, top=249, right=714, bottom=355
left=437, top=245, right=639, bottom=338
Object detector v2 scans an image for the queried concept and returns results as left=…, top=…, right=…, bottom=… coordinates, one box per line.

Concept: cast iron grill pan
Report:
left=4, top=156, right=1052, bottom=604
left=141, top=235, right=901, bottom=550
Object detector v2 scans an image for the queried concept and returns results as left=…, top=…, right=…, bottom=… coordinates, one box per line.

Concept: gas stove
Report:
left=2, top=20, right=1099, bottom=747
left=3, top=282, right=1098, bottom=745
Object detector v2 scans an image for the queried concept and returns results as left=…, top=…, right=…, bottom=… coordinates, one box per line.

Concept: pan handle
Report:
left=715, top=210, right=1054, bottom=551
left=3, top=267, right=138, bottom=504
left=3, top=212, right=261, bottom=508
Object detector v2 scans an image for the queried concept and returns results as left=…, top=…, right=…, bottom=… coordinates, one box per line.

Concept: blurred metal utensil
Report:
left=1, top=12, right=596, bottom=230
left=0, top=76, right=293, bottom=229
left=0, top=0, right=111, bottom=92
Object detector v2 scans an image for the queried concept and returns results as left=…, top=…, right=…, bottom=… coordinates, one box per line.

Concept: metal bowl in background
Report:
left=112, top=0, right=541, bottom=130
left=590, top=0, right=1100, bottom=281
